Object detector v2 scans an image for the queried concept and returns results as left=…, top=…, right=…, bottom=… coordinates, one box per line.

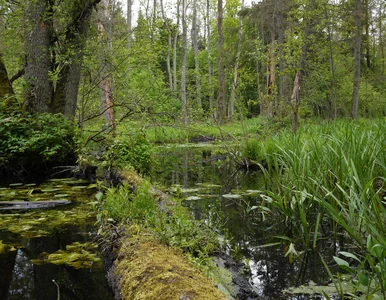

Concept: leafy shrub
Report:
left=0, top=113, right=76, bottom=166
left=107, top=131, right=153, bottom=173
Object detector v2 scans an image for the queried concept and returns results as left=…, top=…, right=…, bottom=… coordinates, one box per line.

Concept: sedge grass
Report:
left=247, top=119, right=386, bottom=297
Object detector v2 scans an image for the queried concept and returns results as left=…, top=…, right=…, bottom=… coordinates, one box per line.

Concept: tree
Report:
left=352, top=0, right=361, bottom=119
left=181, top=0, right=188, bottom=123
left=290, top=0, right=316, bottom=134
left=98, top=0, right=115, bottom=129
left=216, top=0, right=226, bottom=124
left=23, top=0, right=101, bottom=117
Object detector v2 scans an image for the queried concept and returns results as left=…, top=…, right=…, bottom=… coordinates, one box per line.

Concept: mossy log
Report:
left=114, top=228, right=227, bottom=300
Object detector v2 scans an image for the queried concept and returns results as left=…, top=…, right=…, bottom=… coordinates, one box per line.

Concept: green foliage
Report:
left=103, top=182, right=157, bottom=223
left=106, top=131, right=153, bottom=173
left=101, top=182, right=219, bottom=257
left=0, top=113, right=76, bottom=165
left=246, top=119, right=386, bottom=296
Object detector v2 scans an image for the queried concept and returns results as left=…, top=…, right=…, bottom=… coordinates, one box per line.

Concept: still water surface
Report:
left=150, top=144, right=339, bottom=299
left=0, top=179, right=114, bottom=300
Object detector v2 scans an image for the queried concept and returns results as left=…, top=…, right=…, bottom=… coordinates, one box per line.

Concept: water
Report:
left=150, top=144, right=339, bottom=299
left=0, top=179, right=114, bottom=300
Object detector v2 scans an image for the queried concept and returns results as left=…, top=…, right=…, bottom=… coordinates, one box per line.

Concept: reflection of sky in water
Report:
left=8, top=250, right=34, bottom=299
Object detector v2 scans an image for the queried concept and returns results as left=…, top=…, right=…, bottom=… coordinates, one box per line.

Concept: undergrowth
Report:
left=245, top=119, right=386, bottom=298
left=100, top=182, right=219, bottom=258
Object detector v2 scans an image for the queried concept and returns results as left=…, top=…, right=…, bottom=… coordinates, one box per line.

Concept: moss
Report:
left=115, top=227, right=227, bottom=300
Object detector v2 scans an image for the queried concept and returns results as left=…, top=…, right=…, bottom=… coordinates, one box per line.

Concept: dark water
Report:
left=0, top=179, right=114, bottom=300
left=150, top=144, right=339, bottom=299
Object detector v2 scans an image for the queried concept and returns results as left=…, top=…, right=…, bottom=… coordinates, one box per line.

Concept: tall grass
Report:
left=247, top=119, right=386, bottom=297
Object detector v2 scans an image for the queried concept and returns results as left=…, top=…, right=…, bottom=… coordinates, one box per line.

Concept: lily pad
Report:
left=54, top=194, right=69, bottom=198
left=41, top=188, right=59, bottom=193
left=72, top=186, right=88, bottom=189
left=25, top=183, right=37, bottom=187
left=9, top=183, right=23, bottom=187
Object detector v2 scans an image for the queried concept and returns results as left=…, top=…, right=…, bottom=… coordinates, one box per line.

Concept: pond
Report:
left=0, top=178, right=114, bottom=300
left=150, top=144, right=342, bottom=299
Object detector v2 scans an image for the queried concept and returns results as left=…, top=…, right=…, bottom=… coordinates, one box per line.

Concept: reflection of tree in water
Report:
left=152, top=146, right=341, bottom=299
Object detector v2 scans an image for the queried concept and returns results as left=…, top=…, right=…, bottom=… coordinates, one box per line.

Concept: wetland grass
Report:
left=246, top=120, right=386, bottom=297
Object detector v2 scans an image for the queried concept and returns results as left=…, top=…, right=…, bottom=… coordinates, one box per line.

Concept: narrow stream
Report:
left=150, top=144, right=339, bottom=299
left=0, top=179, right=114, bottom=300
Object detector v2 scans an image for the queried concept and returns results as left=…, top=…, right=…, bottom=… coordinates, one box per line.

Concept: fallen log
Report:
left=0, top=200, right=71, bottom=210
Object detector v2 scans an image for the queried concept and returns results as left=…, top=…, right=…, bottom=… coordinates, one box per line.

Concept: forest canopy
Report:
left=0, top=0, right=385, bottom=132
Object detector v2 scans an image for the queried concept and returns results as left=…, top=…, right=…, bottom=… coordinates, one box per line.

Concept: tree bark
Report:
left=98, top=0, right=115, bottom=129
left=173, top=0, right=181, bottom=93
left=23, top=0, right=52, bottom=114
left=160, top=0, right=173, bottom=90
left=127, top=0, right=133, bottom=49
left=216, top=0, right=226, bottom=124
left=181, top=0, right=188, bottom=124
left=277, top=0, right=285, bottom=115
left=207, top=0, right=214, bottom=113
left=192, top=0, right=202, bottom=110
left=228, top=0, right=244, bottom=119
left=24, top=0, right=101, bottom=117
left=290, top=0, right=315, bottom=134
left=352, top=0, right=361, bottom=119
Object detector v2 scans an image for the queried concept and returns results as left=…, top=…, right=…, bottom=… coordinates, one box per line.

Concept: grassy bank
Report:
left=97, top=171, right=227, bottom=299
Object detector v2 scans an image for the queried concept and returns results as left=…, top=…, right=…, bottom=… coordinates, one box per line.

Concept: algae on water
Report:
left=32, top=242, right=102, bottom=269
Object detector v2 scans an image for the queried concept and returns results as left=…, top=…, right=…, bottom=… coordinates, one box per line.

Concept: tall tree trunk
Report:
left=0, top=14, right=14, bottom=104
left=352, top=0, right=361, bottom=119
left=325, top=5, right=337, bottom=119
left=0, top=54, right=13, bottom=100
left=98, top=0, right=115, bottom=129
left=173, top=0, right=181, bottom=93
left=192, top=0, right=202, bottom=111
left=364, top=0, right=371, bottom=69
left=228, top=0, right=244, bottom=119
left=52, top=1, right=100, bottom=117
left=181, top=0, right=188, bottom=124
left=216, top=0, right=226, bottom=124
left=290, top=0, right=315, bottom=134
left=127, top=0, right=133, bottom=48
left=267, top=32, right=276, bottom=117
left=277, top=0, right=285, bottom=115
left=23, top=0, right=52, bottom=114
left=160, top=0, right=173, bottom=90
left=207, top=0, right=214, bottom=113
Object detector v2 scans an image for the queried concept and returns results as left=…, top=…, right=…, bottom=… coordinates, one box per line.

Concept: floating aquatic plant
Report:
left=31, top=242, right=101, bottom=269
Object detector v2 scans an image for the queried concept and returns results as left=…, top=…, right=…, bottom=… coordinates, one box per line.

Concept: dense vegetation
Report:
left=0, top=0, right=385, bottom=298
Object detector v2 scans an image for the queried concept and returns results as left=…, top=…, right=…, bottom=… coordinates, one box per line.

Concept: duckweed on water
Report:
left=31, top=241, right=101, bottom=269
left=0, top=179, right=96, bottom=239
left=0, top=207, right=94, bottom=238
left=0, top=240, right=16, bottom=254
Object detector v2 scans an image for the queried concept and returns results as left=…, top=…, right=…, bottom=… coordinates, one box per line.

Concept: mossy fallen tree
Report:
left=98, top=170, right=237, bottom=299
left=110, top=225, right=227, bottom=300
